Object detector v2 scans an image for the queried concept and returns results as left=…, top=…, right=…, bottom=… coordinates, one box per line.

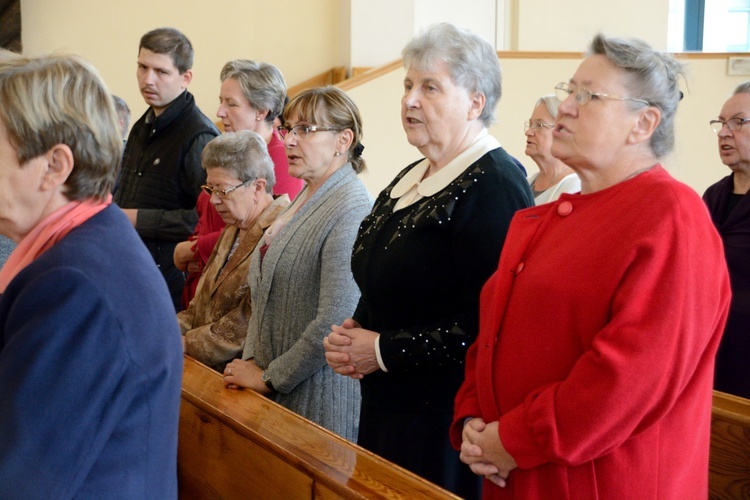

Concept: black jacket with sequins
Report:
left=352, top=147, right=534, bottom=414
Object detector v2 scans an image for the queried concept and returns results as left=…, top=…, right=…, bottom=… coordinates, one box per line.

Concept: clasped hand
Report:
left=460, top=418, right=518, bottom=488
left=323, top=318, right=380, bottom=379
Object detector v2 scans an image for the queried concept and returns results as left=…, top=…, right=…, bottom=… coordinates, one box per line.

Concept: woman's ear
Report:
left=337, top=129, right=354, bottom=154
left=40, top=144, right=74, bottom=192
left=254, top=178, right=267, bottom=194
left=468, top=92, right=486, bottom=121
left=628, top=106, right=661, bottom=146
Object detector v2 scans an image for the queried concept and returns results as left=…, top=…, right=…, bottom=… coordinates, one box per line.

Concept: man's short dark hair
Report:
left=139, top=28, right=193, bottom=74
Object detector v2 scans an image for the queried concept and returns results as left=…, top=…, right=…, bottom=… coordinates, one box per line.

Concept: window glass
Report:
left=671, top=0, right=750, bottom=52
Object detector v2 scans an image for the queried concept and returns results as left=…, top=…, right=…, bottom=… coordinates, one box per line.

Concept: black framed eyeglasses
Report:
left=277, top=124, right=341, bottom=139
left=709, top=117, right=750, bottom=134
left=201, top=179, right=253, bottom=198
left=554, top=82, right=650, bottom=107
left=524, top=120, right=555, bottom=132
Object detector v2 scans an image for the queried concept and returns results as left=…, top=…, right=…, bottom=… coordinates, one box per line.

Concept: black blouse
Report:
left=352, top=147, right=533, bottom=412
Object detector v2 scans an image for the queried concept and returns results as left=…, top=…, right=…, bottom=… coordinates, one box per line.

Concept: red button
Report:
left=558, top=201, right=573, bottom=216
left=515, top=262, right=524, bottom=275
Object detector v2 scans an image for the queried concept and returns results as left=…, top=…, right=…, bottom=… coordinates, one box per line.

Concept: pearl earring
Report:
left=334, top=151, right=341, bottom=157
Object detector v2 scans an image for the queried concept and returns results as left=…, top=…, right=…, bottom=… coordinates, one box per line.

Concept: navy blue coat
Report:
left=0, top=205, right=183, bottom=499
left=703, top=173, right=750, bottom=398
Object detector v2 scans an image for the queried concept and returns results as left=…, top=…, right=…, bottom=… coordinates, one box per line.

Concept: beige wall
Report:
left=346, top=54, right=746, bottom=198
left=514, top=0, right=669, bottom=51
left=19, top=0, right=741, bottom=196
left=347, top=0, right=672, bottom=65
left=21, top=0, right=342, bottom=127
left=20, top=0, right=674, bottom=129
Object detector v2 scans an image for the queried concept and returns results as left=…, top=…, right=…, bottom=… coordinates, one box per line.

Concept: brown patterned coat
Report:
left=178, top=195, right=289, bottom=371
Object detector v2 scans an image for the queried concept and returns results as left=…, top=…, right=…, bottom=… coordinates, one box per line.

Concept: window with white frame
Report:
left=669, top=0, right=750, bottom=52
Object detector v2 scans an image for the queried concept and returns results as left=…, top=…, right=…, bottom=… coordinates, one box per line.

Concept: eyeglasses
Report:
left=709, top=117, right=750, bottom=134
left=277, top=124, right=341, bottom=139
left=201, top=179, right=253, bottom=198
left=554, top=82, right=650, bottom=107
left=524, top=120, right=555, bottom=132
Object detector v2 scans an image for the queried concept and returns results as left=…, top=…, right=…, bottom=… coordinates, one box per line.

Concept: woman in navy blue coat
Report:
left=0, top=53, right=183, bottom=498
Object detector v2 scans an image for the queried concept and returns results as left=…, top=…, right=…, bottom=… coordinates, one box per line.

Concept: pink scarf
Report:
left=0, top=195, right=111, bottom=293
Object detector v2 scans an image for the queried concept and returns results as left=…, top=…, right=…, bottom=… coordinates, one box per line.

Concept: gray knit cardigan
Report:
left=243, top=165, right=372, bottom=442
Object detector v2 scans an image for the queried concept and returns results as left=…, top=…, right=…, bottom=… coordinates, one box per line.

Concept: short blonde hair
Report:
left=284, top=86, right=366, bottom=174
left=0, top=51, right=122, bottom=200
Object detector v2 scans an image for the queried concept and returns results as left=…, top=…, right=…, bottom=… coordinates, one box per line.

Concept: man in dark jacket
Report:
left=114, top=27, right=219, bottom=311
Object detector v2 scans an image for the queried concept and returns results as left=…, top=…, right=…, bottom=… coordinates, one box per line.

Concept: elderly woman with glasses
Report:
left=323, top=23, right=532, bottom=498
left=174, top=60, right=301, bottom=310
left=177, top=131, right=289, bottom=372
left=452, top=34, right=730, bottom=498
left=703, top=81, right=750, bottom=400
left=0, top=53, right=182, bottom=497
left=223, top=86, right=371, bottom=442
left=524, top=95, right=580, bottom=204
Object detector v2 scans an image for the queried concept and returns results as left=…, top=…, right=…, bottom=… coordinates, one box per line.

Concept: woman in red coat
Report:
left=452, top=34, right=731, bottom=499
left=174, top=60, right=301, bottom=309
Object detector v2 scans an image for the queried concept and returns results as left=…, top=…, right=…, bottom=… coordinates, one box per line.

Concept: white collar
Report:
left=390, top=129, right=501, bottom=199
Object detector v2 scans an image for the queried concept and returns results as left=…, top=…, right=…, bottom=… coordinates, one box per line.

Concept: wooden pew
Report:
left=181, top=357, right=750, bottom=498
left=178, top=356, right=458, bottom=499
left=710, top=390, right=750, bottom=499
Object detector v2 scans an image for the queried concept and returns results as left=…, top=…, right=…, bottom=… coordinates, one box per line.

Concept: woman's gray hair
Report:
left=201, top=130, right=275, bottom=193
left=402, top=22, right=501, bottom=127
left=535, top=95, right=561, bottom=119
left=0, top=51, right=122, bottom=201
left=220, top=60, right=287, bottom=124
left=734, top=81, right=750, bottom=95
left=589, top=33, right=685, bottom=158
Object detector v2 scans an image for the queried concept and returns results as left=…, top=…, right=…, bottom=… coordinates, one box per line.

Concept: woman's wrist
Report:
left=261, top=370, right=276, bottom=394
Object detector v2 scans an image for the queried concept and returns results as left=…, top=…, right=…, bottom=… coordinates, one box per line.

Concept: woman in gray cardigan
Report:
left=224, top=87, right=371, bottom=441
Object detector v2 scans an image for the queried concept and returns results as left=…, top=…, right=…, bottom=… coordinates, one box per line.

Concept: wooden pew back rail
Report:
left=178, top=356, right=458, bottom=499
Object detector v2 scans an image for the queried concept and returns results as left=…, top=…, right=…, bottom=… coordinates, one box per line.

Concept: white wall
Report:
left=515, top=0, right=670, bottom=51
left=19, top=0, right=735, bottom=196
left=20, top=0, right=674, bottom=119
left=346, top=69, right=414, bottom=195
left=346, top=0, right=672, bottom=65
left=347, top=54, right=746, bottom=198
left=346, top=0, right=497, bottom=68
left=413, top=0, right=497, bottom=45
left=349, top=0, right=414, bottom=68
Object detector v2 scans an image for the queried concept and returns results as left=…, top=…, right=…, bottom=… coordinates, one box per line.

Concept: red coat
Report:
left=452, top=166, right=730, bottom=499
left=181, top=191, right=226, bottom=309
left=268, top=131, right=303, bottom=199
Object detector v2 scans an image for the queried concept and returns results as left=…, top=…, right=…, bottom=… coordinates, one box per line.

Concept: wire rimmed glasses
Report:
left=277, top=124, right=341, bottom=139
left=709, top=117, right=750, bottom=134
left=201, top=179, right=253, bottom=198
left=524, top=120, right=555, bottom=132
left=554, top=82, right=650, bottom=107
